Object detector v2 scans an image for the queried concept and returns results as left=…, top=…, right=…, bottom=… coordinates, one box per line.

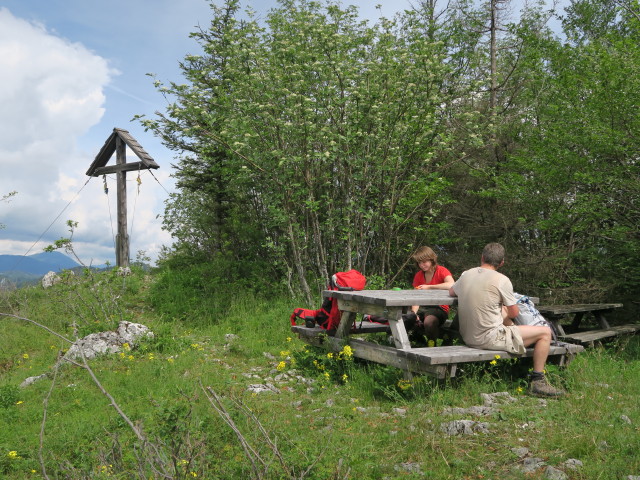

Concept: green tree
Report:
left=491, top=0, right=640, bottom=299
left=141, top=0, right=466, bottom=300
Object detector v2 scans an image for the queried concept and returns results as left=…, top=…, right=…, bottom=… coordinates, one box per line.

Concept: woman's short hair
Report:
left=411, top=246, right=438, bottom=267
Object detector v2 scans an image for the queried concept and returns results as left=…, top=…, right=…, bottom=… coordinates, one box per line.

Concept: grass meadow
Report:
left=0, top=268, right=639, bottom=479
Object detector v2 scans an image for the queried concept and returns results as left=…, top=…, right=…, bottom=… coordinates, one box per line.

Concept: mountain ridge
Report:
left=0, top=251, right=81, bottom=275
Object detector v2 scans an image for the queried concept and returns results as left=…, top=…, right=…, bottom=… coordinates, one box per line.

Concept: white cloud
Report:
left=0, top=8, right=172, bottom=264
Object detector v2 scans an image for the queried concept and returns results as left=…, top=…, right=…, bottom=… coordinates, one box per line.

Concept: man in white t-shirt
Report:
left=449, top=243, right=564, bottom=397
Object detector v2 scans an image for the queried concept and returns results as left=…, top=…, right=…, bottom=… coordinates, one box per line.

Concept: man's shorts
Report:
left=479, top=325, right=526, bottom=354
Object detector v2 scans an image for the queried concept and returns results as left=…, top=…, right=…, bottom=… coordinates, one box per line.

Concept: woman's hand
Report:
left=416, top=284, right=430, bottom=290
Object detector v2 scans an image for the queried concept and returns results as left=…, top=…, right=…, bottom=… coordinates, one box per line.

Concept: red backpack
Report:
left=290, top=270, right=366, bottom=331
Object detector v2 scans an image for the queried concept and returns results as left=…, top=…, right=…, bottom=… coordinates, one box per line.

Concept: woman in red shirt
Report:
left=410, top=246, right=455, bottom=342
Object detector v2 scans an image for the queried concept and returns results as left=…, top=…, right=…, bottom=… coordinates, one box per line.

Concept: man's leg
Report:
left=517, top=325, right=551, bottom=372
left=516, top=325, right=564, bottom=397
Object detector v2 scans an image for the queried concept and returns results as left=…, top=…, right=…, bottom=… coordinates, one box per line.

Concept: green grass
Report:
left=1, top=269, right=639, bottom=479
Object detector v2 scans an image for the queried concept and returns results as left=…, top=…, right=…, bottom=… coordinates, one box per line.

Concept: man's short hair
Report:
left=482, top=242, right=505, bottom=268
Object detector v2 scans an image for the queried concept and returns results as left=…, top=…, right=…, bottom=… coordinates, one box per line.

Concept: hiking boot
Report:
left=528, top=378, right=565, bottom=397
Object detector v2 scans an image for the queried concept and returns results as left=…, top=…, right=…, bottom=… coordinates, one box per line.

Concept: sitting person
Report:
left=409, top=246, right=455, bottom=342
left=448, top=242, right=564, bottom=397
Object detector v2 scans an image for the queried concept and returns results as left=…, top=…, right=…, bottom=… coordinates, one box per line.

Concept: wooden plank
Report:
left=291, top=327, right=452, bottom=378
left=325, top=289, right=457, bottom=307
left=537, top=303, right=623, bottom=315
left=291, top=322, right=390, bottom=335
left=326, top=289, right=538, bottom=307
left=561, top=324, right=640, bottom=344
left=397, top=343, right=584, bottom=365
left=92, top=161, right=158, bottom=176
left=292, top=324, right=584, bottom=378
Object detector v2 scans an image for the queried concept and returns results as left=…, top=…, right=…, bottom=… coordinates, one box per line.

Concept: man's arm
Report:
left=502, top=304, right=519, bottom=325
left=448, top=286, right=457, bottom=297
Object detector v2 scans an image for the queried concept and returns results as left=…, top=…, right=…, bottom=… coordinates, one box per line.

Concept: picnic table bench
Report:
left=291, top=290, right=584, bottom=379
left=536, top=303, right=639, bottom=346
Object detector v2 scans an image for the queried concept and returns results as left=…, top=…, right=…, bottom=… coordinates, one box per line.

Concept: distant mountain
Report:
left=0, top=251, right=81, bottom=275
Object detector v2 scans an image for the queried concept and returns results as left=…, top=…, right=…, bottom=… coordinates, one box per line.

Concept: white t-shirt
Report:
left=452, top=267, right=518, bottom=348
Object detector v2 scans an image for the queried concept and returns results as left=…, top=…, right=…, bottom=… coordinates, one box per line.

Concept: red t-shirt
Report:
left=412, top=264, right=453, bottom=313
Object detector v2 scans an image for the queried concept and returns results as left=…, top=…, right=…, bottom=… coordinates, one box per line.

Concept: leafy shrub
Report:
left=0, top=384, right=19, bottom=409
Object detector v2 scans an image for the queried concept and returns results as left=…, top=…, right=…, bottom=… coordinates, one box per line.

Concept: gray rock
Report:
left=544, top=466, right=567, bottom=480
left=621, top=415, right=632, bottom=425
left=392, top=407, right=407, bottom=416
left=41, top=271, right=60, bottom=288
left=247, top=383, right=280, bottom=394
left=511, top=447, right=529, bottom=458
left=117, top=321, right=154, bottom=345
left=116, top=267, right=132, bottom=277
left=440, top=420, right=490, bottom=436
left=20, top=373, right=49, bottom=388
left=562, top=459, right=583, bottom=470
left=394, top=462, right=422, bottom=474
left=521, top=457, right=546, bottom=473
left=627, top=476, right=640, bottom=480
left=444, top=406, right=495, bottom=416
left=63, top=321, right=153, bottom=362
left=481, top=392, right=517, bottom=407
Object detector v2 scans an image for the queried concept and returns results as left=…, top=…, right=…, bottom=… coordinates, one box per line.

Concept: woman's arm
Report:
left=415, top=274, right=455, bottom=290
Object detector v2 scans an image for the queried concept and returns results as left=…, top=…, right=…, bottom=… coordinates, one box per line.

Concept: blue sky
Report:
left=0, top=0, right=561, bottom=266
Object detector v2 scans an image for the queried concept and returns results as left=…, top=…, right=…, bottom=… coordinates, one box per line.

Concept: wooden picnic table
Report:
left=291, top=289, right=582, bottom=379
left=536, top=303, right=638, bottom=345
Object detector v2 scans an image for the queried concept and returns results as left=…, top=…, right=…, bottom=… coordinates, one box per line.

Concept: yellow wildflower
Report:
left=7, top=451, right=18, bottom=459
left=128, top=355, right=134, bottom=361
left=286, top=337, right=292, bottom=342
left=276, top=361, right=286, bottom=371
left=16, top=401, right=23, bottom=405
left=22, top=353, right=29, bottom=359
left=324, top=372, right=330, bottom=379
left=342, top=374, right=348, bottom=381
left=517, top=387, right=524, bottom=393
left=341, top=345, right=353, bottom=357
left=167, top=357, right=175, bottom=364
left=148, top=353, right=155, bottom=360
left=490, top=360, right=497, bottom=366
left=122, top=343, right=131, bottom=351
left=397, top=379, right=412, bottom=391
left=327, top=352, right=334, bottom=359
left=190, top=471, right=198, bottom=477
left=427, top=340, right=435, bottom=347
left=279, top=350, right=290, bottom=357
left=494, top=354, right=501, bottom=360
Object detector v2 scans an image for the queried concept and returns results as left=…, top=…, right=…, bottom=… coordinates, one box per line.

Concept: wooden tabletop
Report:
left=537, top=303, right=623, bottom=315
left=324, top=289, right=457, bottom=307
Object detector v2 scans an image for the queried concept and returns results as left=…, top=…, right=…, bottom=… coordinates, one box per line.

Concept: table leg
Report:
left=570, top=312, right=585, bottom=330
left=334, top=310, right=357, bottom=339
left=548, top=316, right=566, bottom=336
left=593, top=311, right=611, bottom=329
left=387, top=307, right=412, bottom=350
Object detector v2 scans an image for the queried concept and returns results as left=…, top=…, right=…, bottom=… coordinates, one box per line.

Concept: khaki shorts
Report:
left=478, top=325, right=525, bottom=354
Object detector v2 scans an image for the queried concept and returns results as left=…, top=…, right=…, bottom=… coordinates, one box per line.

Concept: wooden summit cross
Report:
left=86, top=128, right=159, bottom=267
